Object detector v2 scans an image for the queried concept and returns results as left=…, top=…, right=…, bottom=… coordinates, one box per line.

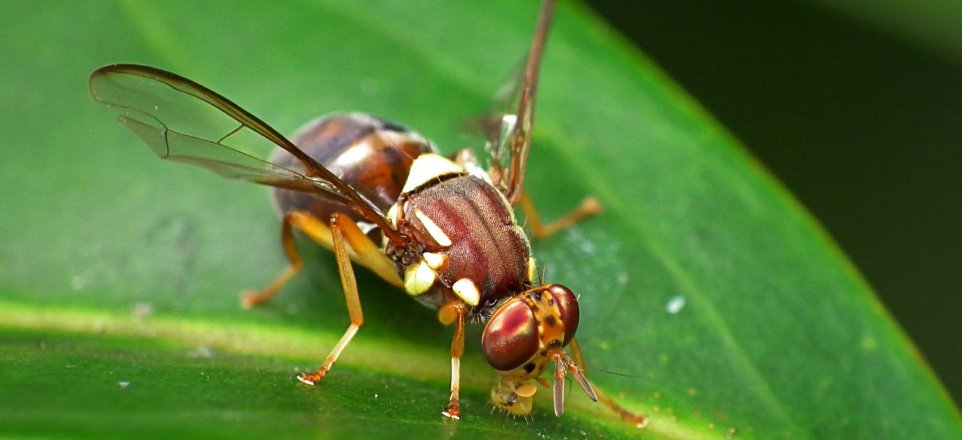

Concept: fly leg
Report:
left=567, top=340, right=647, bottom=427
left=241, top=210, right=401, bottom=308
left=240, top=211, right=312, bottom=309
left=296, top=212, right=374, bottom=385
left=438, top=301, right=468, bottom=420
left=518, top=192, right=603, bottom=240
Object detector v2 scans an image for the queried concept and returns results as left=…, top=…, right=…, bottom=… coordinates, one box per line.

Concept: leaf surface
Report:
left=0, top=1, right=957, bottom=439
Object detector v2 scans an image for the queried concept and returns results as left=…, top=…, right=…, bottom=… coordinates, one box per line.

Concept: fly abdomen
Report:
left=270, top=113, right=433, bottom=242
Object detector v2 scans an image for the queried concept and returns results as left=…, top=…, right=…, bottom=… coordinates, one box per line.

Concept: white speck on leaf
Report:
left=665, top=295, right=686, bottom=314
left=187, top=346, right=213, bottom=358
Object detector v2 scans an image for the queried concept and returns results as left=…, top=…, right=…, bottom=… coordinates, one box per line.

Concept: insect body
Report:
left=269, top=113, right=432, bottom=248
left=90, top=0, right=644, bottom=425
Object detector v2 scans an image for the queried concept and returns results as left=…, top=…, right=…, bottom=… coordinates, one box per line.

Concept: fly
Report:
left=89, top=0, right=644, bottom=425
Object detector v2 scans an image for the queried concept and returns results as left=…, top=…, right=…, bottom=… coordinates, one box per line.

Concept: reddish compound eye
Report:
left=548, top=285, right=579, bottom=346
left=482, top=300, right=540, bottom=371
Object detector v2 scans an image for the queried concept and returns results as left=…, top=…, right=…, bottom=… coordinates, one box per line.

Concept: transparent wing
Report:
left=467, top=0, right=554, bottom=205
left=465, top=56, right=524, bottom=170
left=89, top=64, right=403, bottom=242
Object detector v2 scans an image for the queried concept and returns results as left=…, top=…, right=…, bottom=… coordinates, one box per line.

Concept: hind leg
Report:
left=240, top=211, right=312, bottom=309
left=518, top=192, right=603, bottom=239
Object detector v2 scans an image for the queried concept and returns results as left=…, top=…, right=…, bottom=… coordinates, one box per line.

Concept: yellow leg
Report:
left=297, top=212, right=369, bottom=385
left=519, top=192, right=603, bottom=240
left=568, top=340, right=647, bottom=428
left=241, top=210, right=402, bottom=309
left=438, top=301, right=467, bottom=420
left=240, top=211, right=307, bottom=309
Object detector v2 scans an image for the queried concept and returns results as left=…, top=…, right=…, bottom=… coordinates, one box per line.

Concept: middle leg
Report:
left=567, top=340, right=647, bottom=427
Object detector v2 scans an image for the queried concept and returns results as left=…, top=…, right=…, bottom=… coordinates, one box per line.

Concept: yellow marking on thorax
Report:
left=527, top=257, right=537, bottom=284
left=404, top=260, right=435, bottom=296
left=385, top=202, right=401, bottom=228
left=415, top=209, right=452, bottom=247
left=452, top=278, right=481, bottom=307
left=401, top=153, right=463, bottom=194
left=423, top=252, right=446, bottom=269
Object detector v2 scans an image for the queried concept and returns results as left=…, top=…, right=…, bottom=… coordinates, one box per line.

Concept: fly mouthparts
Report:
left=551, top=351, right=598, bottom=417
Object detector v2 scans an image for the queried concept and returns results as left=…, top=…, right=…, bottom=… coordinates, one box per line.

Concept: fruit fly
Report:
left=89, top=0, right=643, bottom=425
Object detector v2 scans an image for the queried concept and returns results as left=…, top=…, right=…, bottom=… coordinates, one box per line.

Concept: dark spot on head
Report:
left=550, top=339, right=562, bottom=348
left=548, top=299, right=555, bottom=305
left=530, top=305, right=539, bottom=313
left=544, top=316, right=557, bottom=327
left=524, top=362, right=536, bottom=373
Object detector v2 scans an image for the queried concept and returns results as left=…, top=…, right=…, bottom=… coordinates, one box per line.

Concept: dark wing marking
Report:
left=89, top=64, right=405, bottom=243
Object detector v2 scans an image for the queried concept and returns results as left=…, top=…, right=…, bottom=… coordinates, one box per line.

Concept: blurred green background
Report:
left=584, top=0, right=960, bottom=401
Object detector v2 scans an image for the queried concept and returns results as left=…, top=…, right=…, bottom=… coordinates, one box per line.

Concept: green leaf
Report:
left=0, top=0, right=957, bottom=439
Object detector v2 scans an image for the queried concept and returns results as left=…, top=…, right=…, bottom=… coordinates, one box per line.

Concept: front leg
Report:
left=438, top=301, right=468, bottom=420
left=568, top=340, right=647, bottom=427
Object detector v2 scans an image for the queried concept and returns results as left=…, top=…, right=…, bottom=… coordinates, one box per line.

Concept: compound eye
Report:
left=548, top=285, right=579, bottom=346
left=482, top=300, right=540, bottom=371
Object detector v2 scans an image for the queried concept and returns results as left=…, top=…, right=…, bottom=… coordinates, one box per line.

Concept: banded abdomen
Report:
left=270, top=112, right=434, bottom=243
